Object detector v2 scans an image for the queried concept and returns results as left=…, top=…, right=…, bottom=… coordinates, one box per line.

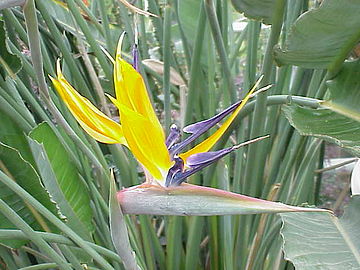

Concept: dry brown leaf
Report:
left=142, top=59, right=186, bottom=86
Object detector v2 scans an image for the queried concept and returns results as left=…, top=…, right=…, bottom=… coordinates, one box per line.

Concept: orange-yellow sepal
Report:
left=112, top=37, right=171, bottom=180
left=114, top=38, right=164, bottom=137
left=108, top=95, right=172, bottom=180
left=179, top=78, right=263, bottom=161
left=51, top=61, right=127, bottom=145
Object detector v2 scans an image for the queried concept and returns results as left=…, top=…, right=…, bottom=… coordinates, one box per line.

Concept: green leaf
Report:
left=178, top=0, right=209, bottom=67
left=274, top=0, right=360, bottom=69
left=178, top=0, right=202, bottom=45
left=280, top=195, right=360, bottom=269
left=0, top=20, right=22, bottom=78
left=28, top=122, right=93, bottom=240
left=0, top=142, right=59, bottom=248
left=109, top=175, right=140, bottom=270
left=322, top=60, right=360, bottom=122
left=283, top=105, right=360, bottom=156
left=43, top=0, right=106, bottom=44
left=0, top=112, right=35, bottom=165
left=231, top=0, right=275, bottom=24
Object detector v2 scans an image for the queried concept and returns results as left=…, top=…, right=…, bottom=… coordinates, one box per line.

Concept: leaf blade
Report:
left=280, top=196, right=360, bottom=269
left=28, top=122, right=93, bottom=240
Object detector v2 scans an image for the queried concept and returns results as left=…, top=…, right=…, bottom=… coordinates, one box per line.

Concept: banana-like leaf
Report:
left=117, top=183, right=328, bottom=215
left=280, top=195, right=360, bottom=270
left=178, top=0, right=209, bottom=67
left=178, top=0, right=202, bottom=47
left=283, top=61, right=360, bottom=156
left=322, top=60, right=360, bottom=122
left=283, top=105, right=360, bottom=156
left=0, top=20, right=21, bottom=78
left=0, top=143, right=59, bottom=248
left=231, top=0, right=275, bottom=24
left=28, top=122, right=93, bottom=240
left=0, top=112, right=34, bottom=165
left=274, top=0, right=360, bottom=69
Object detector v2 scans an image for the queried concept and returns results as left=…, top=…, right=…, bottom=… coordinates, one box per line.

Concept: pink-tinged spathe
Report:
left=117, top=184, right=331, bottom=216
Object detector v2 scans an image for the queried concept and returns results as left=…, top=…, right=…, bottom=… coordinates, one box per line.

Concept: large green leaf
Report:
left=283, top=105, right=360, bottom=156
left=0, top=143, right=59, bottom=248
left=274, top=0, right=360, bottom=69
left=178, top=0, right=202, bottom=45
left=0, top=20, right=21, bottom=78
left=178, top=0, right=212, bottom=65
left=28, top=122, right=93, bottom=240
left=0, top=112, right=34, bottom=165
left=322, top=60, right=360, bottom=122
left=280, top=196, right=360, bottom=269
left=231, top=0, right=275, bottom=24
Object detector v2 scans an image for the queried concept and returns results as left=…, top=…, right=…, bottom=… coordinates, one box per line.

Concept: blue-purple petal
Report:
left=170, top=100, right=242, bottom=155
left=165, top=157, right=184, bottom=187
left=183, top=101, right=240, bottom=134
left=167, top=146, right=236, bottom=186
left=166, top=124, right=181, bottom=149
left=132, top=44, right=139, bottom=72
left=186, top=146, right=234, bottom=167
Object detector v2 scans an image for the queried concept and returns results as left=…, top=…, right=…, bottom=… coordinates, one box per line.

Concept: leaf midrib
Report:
left=331, top=215, right=360, bottom=265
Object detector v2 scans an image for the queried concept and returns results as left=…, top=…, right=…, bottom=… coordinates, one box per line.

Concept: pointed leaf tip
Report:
left=117, top=184, right=330, bottom=216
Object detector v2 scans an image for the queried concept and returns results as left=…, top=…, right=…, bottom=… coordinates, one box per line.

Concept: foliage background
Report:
left=0, top=0, right=360, bottom=269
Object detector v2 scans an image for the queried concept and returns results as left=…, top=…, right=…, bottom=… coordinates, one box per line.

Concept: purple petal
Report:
left=165, top=124, right=181, bottom=149
left=168, top=135, right=270, bottom=186
left=167, top=146, right=236, bottom=186
left=132, top=44, right=139, bottom=72
left=183, top=101, right=240, bottom=133
left=170, top=100, right=242, bottom=155
left=186, top=146, right=234, bottom=167
left=165, top=157, right=184, bottom=187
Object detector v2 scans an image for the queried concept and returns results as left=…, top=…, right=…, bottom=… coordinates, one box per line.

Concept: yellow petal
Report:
left=179, top=78, right=263, bottom=162
left=114, top=39, right=165, bottom=141
left=109, top=95, right=172, bottom=179
left=52, top=63, right=126, bottom=145
left=112, top=38, right=171, bottom=179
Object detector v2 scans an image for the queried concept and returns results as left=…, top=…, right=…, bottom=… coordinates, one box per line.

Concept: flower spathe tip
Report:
left=117, top=183, right=331, bottom=216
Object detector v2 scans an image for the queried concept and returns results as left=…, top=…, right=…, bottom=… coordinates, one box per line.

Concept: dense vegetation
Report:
left=0, top=0, right=359, bottom=269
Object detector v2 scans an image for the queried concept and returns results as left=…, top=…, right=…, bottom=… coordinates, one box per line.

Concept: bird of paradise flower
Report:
left=51, top=39, right=265, bottom=185
left=50, top=36, right=328, bottom=216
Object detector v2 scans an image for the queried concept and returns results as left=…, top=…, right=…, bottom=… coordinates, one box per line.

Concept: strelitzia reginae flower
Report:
left=51, top=37, right=328, bottom=216
left=51, top=38, right=263, bottom=187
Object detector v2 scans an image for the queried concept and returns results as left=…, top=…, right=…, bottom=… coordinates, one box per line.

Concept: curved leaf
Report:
left=283, top=105, right=360, bottom=156
left=0, top=112, right=34, bottom=165
left=28, top=122, right=93, bottom=240
left=178, top=0, right=202, bottom=47
left=274, top=0, right=360, bottom=69
left=322, top=60, right=360, bottom=122
left=109, top=177, right=140, bottom=270
left=231, top=0, right=275, bottom=24
left=0, top=143, right=59, bottom=248
left=0, top=20, right=21, bottom=78
left=280, top=196, right=360, bottom=270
